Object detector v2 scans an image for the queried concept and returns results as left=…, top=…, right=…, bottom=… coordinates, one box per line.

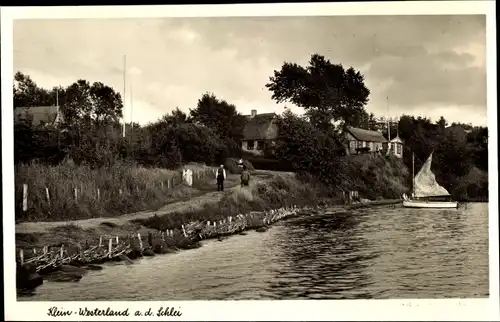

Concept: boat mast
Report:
left=412, top=152, right=415, bottom=197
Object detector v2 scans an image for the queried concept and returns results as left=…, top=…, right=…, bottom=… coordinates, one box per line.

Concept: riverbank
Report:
left=15, top=170, right=403, bottom=292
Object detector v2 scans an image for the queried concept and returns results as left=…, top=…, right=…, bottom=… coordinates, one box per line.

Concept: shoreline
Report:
left=15, top=198, right=400, bottom=294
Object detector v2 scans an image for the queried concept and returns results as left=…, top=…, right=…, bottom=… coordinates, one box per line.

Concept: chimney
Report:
left=251, top=109, right=257, bottom=117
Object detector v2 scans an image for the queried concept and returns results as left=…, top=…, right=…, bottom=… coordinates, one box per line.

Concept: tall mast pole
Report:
left=130, top=83, right=133, bottom=130
left=123, top=55, right=126, bottom=138
left=412, top=152, right=415, bottom=197
left=387, top=96, right=391, bottom=154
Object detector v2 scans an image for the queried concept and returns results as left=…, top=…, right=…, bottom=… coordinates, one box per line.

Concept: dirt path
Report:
left=15, top=170, right=285, bottom=235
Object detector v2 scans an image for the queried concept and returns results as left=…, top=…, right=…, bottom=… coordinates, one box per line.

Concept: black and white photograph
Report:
left=2, top=1, right=498, bottom=321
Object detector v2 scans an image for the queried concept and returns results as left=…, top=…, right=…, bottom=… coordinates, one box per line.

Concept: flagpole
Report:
left=123, top=55, right=127, bottom=138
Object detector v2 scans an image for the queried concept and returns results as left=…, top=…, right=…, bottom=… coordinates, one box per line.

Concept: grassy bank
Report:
left=338, top=154, right=410, bottom=200
left=15, top=161, right=219, bottom=222
left=133, top=173, right=334, bottom=230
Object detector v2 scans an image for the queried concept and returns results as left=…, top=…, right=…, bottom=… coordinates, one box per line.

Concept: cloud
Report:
left=13, top=15, right=487, bottom=126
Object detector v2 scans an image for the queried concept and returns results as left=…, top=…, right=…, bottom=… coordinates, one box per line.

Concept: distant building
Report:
left=342, top=126, right=404, bottom=159
left=14, top=106, right=64, bottom=127
left=241, top=109, right=279, bottom=155
left=388, top=135, right=404, bottom=158
left=444, top=124, right=472, bottom=143
left=342, top=126, right=388, bottom=155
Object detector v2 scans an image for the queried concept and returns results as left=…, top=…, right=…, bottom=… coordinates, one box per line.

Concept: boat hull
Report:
left=403, top=200, right=458, bottom=209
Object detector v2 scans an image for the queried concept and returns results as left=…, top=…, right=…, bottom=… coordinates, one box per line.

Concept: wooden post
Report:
left=108, top=238, right=112, bottom=257
left=45, top=187, right=50, bottom=207
left=161, top=181, right=164, bottom=189
left=229, top=216, right=232, bottom=223
left=213, top=222, right=216, bottom=227
left=19, top=249, right=24, bottom=265
left=207, top=221, right=210, bottom=227
left=97, top=188, right=100, bottom=201
left=60, top=245, right=64, bottom=258
left=182, top=225, right=187, bottom=237
left=43, top=246, right=48, bottom=255
left=33, top=248, right=37, bottom=255
left=78, top=243, right=83, bottom=259
left=116, top=236, right=119, bottom=244
left=22, top=184, right=28, bottom=211
left=74, top=188, right=78, bottom=202
left=99, top=236, right=102, bottom=247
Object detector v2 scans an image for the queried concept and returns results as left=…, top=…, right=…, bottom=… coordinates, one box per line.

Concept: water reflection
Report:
left=20, top=203, right=489, bottom=301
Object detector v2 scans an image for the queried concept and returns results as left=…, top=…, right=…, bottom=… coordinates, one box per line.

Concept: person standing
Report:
left=240, top=165, right=250, bottom=187
left=216, top=165, right=226, bottom=191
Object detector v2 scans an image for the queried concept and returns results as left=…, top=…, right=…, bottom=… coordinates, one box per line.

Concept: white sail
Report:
left=413, top=153, right=451, bottom=197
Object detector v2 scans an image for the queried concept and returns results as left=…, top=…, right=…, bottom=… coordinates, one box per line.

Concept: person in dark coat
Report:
left=240, top=165, right=250, bottom=187
left=216, top=165, right=226, bottom=191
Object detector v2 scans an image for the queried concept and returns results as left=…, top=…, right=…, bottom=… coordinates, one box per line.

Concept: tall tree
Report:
left=189, top=93, right=247, bottom=142
left=266, top=54, right=370, bottom=131
left=13, top=71, right=56, bottom=107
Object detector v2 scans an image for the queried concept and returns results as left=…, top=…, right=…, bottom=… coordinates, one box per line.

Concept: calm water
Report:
left=20, top=203, right=489, bottom=300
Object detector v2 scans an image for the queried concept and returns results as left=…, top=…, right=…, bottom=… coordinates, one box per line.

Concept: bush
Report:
left=224, top=158, right=255, bottom=174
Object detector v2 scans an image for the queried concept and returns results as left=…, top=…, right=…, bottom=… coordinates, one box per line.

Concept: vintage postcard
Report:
left=1, top=1, right=498, bottom=321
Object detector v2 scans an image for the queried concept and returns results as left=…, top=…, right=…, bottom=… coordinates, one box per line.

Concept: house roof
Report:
left=345, top=126, right=388, bottom=143
left=14, top=106, right=60, bottom=126
left=390, top=135, right=404, bottom=143
left=242, top=113, right=278, bottom=141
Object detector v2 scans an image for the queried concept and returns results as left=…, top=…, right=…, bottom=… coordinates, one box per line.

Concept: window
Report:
left=247, top=140, right=255, bottom=150
left=350, top=141, right=356, bottom=150
left=257, top=141, right=265, bottom=151
left=397, top=143, right=402, bottom=154
left=357, top=141, right=363, bottom=148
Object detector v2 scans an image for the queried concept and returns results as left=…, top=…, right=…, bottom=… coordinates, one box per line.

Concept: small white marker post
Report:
left=22, top=184, right=28, bottom=212
left=74, top=188, right=78, bottom=202
left=43, top=246, right=48, bottom=255
left=207, top=221, right=210, bottom=227
left=161, top=181, right=164, bottom=189
left=45, top=187, right=50, bottom=207
left=33, top=248, right=37, bottom=255
left=116, top=236, right=119, bottom=244
left=182, top=225, right=187, bottom=237
left=229, top=216, right=232, bottom=223
left=213, top=222, right=216, bottom=227
left=19, top=249, right=24, bottom=265
left=108, top=238, right=113, bottom=258
left=60, top=245, right=64, bottom=258
left=97, top=188, right=100, bottom=201
left=99, top=236, right=102, bottom=247
left=137, top=233, right=143, bottom=249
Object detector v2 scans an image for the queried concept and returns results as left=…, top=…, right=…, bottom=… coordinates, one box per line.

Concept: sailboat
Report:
left=402, top=152, right=458, bottom=209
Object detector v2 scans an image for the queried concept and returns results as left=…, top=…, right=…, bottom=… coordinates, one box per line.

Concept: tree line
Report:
left=14, top=53, right=488, bottom=200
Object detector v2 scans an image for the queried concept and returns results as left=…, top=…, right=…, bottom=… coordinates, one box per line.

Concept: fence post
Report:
left=45, top=187, right=50, bottom=207
left=22, top=184, right=28, bottom=212
left=60, top=245, right=64, bottom=258
left=116, top=236, right=119, bottom=244
left=108, top=238, right=112, bottom=258
left=182, top=225, right=187, bottom=237
left=99, top=236, right=102, bottom=247
left=74, top=188, right=78, bottom=202
left=97, top=188, right=100, bottom=201
left=19, top=249, right=24, bottom=265
left=137, top=233, right=143, bottom=249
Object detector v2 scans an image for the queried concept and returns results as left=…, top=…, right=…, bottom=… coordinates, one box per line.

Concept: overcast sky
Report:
left=13, top=15, right=487, bottom=126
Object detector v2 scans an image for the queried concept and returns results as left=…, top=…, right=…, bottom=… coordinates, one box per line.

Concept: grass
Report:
left=133, top=173, right=334, bottom=231
left=339, top=154, right=410, bottom=200
left=15, top=160, right=219, bottom=222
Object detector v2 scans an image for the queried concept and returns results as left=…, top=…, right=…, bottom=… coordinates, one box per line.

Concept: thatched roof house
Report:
left=241, top=110, right=278, bottom=154
left=14, top=106, right=64, bottom=127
